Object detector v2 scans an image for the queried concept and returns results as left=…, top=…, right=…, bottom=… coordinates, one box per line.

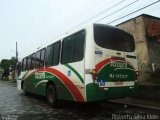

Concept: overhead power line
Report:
left=105, top=0, right=160, bottom=24
left=70, top=0, right=160, bottom=31
left=48, top=0, right=103, bottom=37
left=49, top=0, right=129, bottom=39
left=68, top=0, right=130, bottom=32
left=95, top=0, right=139, bottom=23
left=45, top=0, right=160, bottom=46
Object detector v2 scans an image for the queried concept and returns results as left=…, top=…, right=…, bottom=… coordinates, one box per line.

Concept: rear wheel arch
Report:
left=46, top=81, right=56, bottom=92
left=21, top=80, right=29, bottom=95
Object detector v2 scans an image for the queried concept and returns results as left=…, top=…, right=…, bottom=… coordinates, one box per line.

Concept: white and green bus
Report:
left=17, top=23, right=138, bottom=107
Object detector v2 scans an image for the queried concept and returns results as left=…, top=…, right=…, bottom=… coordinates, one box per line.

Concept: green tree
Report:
left=0, top=57, right=17, bottom=79
left=0, top=57, right=17, bottom=70
left=0, top=59, right=10, bottom=70
left=10, top=57, right=17, bottom=66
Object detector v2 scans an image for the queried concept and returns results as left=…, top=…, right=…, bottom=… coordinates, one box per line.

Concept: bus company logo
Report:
left=95, top=50, right=103, bottom=55
left=110, top=61, right=127, bottom=68
left=35, top=72, right=45, bottom=79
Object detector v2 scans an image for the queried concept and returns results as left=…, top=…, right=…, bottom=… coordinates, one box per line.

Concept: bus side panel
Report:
left=23, top=69, right=75, bottom=100
left=28, top=63, right=85, bottom=102
left=20, top=61, right=85, bottom=102
left=25, top=73, right=35, bottom=94
left=85, top=75, right=106, bottom=101
left=17, top=71, right=28, bottom=90
left=20, top=70, right=36, bottom=94
left=45, top=72, right=74, bottom=101
left=55, top=62, right=85, bottom=102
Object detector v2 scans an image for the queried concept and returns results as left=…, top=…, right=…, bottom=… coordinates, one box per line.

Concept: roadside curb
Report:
left=9, top=80, right=17, bottom=83
left=109, top=101, right=160, bottom=111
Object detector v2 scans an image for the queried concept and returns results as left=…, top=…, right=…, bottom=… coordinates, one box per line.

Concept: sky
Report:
left=0, top=0, right=160, bottom=61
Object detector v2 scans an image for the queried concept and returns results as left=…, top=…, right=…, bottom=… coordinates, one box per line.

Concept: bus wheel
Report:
left=46, top=84, right=57, bottom=107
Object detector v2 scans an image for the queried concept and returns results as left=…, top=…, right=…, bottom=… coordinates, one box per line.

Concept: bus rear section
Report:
left=85, top=24, right=138, bottom=101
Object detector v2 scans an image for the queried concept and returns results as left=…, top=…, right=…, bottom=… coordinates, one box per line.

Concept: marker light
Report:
left=91, top=69, right=97, bottom=81
left=91, top=69, right=96, bottom=74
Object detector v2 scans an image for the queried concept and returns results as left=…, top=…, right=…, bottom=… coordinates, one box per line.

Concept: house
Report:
left=0, top=67, right=4, bottom=80
left=117, top=14, right=160, bottom=82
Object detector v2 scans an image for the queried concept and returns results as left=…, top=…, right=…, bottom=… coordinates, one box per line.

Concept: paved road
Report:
left=0, top=80, right=159, bottom=120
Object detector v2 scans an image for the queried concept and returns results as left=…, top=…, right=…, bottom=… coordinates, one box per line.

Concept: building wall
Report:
left=144, top=16, right=160, bottom=80
left=117, top=16, right=151, bottom=81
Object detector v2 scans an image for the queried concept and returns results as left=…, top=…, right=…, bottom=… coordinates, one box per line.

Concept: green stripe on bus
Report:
left=64, top=64, right=84, bottom=84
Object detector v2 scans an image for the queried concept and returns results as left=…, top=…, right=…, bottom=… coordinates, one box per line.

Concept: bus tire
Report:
left=46, top=84, right=57, bottom=107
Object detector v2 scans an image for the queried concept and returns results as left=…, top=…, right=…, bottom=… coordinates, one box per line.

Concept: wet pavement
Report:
left=0, top=80, right=160, bottom=120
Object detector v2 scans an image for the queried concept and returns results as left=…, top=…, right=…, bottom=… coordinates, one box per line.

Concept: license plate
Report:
left=114, top=81, right=123, bottom=86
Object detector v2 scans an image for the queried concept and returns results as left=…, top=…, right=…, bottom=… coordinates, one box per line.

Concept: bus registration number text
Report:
left=114, top=81, right=123, bottom=86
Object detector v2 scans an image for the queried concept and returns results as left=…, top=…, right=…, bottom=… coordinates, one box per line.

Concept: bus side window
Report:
left=46, top=44, right=53, bottom=67
left=40, top=48, right=46, bottom=68
left=61, top=30, right=85, bottom=64
left=22, top=57, right=28, bottom=71
left=74, top=31, right=85, bottom=61
left=25, top=57, right=29, bottom=70
left=21, top=59, right=24, bottom=71
left=46, top=41, right=61, bottom=67
left=52, top=41, right=61, bottom=66
left=28, top=55, right=32, bottom=70
left=61, top=35, right=75, bottom=63
left=35, top=51, right=41, bottom=69
left=30, top=53, right=35, bottom=69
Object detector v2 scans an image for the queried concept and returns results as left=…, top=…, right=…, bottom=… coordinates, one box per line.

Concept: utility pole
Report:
left=16, top=41, right=18, bottom=63
left=15, top=41, right=18, bottom=80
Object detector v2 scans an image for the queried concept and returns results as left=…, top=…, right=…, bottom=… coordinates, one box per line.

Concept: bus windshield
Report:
left=94, top=24, right=135, bottom=52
